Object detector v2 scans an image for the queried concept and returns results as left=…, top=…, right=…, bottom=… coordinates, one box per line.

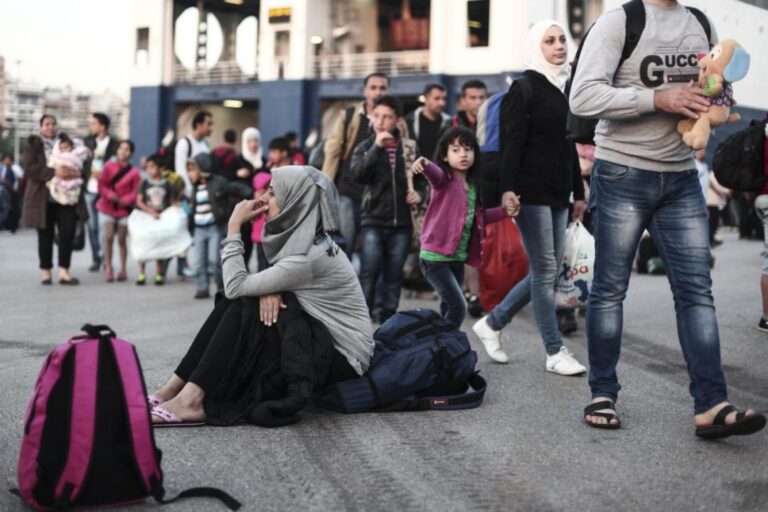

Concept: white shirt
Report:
left=695, top=159, right=709, bottom=199
left=175, top=135, right=210, bottom=198
left=87, top=136, right=112, bottom=194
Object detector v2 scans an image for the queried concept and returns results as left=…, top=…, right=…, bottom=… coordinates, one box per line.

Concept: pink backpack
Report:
left=12, top=324, right=240, bottom=510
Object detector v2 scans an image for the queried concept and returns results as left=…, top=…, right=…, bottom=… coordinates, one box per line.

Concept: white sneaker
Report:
left=545, top=347, right=587, bottom=376
left=472, top=317, right=509, bottom=364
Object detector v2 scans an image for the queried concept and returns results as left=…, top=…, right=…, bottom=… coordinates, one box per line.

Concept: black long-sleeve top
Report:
left=499, top=70, right=584, bottom=209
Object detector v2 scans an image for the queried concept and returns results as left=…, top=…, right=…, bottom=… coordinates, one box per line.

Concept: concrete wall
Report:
left=132, top=0, right=173, bottom=87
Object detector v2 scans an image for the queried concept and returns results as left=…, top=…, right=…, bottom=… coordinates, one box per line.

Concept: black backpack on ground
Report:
left=566, top=0, right=712, bottom=144
left=713, top=120, right=767, bottom=192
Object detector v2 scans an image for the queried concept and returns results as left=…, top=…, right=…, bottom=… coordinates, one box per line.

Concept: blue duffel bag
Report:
left=313, top=309, right=487, bottom=413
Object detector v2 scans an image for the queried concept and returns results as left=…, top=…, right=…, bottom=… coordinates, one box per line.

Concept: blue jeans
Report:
left=84, top=192, right=102, bottom=263
left=421, top=259, right=466, bottom=328
left=587, top=159, right=726, bottom=413
left=359, top=226, right=411, bottom=322
left=487, top=205, right=568, bottom=355
left=338, top=195, right=361, bottom=257
left=193, top=224, right=223, bottom=293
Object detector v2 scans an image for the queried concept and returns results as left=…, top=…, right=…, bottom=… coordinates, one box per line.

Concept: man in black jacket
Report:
left=83, top=113, right=119, bottom=271
left=351, top=96, right=424, bottom=323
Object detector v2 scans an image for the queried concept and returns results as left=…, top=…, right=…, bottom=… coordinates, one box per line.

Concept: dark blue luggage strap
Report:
left=411, top=373, right=487, bottom=411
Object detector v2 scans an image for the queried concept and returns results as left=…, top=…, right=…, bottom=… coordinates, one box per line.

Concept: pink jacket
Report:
left=251, top=171, right=272, bottom=243
left=420, top=160, right=506, bottom=268
left=96, top=161, right=141, bottom=218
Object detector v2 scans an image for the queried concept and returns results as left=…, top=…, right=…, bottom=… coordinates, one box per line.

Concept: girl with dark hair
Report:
left=412, top=127, right=513, bottom=327
left=96, top=139, right=141, bottom=282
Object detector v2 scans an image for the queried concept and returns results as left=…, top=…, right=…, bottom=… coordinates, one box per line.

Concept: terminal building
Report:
left=129, top=0, right=768, bottom=160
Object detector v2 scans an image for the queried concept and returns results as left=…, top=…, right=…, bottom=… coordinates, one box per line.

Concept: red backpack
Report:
left=12, top=324, right=240, bottom=511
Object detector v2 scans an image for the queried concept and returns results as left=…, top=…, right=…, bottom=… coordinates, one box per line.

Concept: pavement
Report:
left=1, top=228, right=767, bottom=512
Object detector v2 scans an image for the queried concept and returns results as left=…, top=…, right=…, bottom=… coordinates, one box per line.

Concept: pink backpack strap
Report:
left=17, top=344, right=73, bottom=506
left=54, top=340, right=100, bottom=502
left=111, top=338, right=161, bottom=493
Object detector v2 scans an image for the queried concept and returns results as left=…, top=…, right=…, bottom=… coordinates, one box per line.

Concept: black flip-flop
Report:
left=59, top=278, right=80, bottom=286
left=695, top=405, right=767, bottom=440
left=584, top=400, right=621, bottom=430
left=41, top=279, right=52, bottom=285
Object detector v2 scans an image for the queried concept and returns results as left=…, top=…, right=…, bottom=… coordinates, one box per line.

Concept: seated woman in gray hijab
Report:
left=149, top=166, right=375, bottom=427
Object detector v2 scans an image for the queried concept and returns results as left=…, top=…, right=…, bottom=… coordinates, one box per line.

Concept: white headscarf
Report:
left=241, top=127, right=263, bottom=169
left=524, top=19, right=571, bottom=93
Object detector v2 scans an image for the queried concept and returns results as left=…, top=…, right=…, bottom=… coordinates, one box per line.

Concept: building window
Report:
left=568, top=0, right=604, bottom=42
left=275, top=31, right=290, bottom=79
left=467, top=0, right=490, bottom=47
left=136, top=27, right=149, bottom=65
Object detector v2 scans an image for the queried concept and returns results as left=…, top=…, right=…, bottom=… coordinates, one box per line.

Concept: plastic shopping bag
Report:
left=554, top=221, right=595, bottom=309
left=479, top=218, right=529, bottom=312
left=128, top=206, right=192, bottom=261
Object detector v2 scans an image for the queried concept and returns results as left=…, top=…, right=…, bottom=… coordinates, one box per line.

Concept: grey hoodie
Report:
left=570, top=2, right=717, bottom=172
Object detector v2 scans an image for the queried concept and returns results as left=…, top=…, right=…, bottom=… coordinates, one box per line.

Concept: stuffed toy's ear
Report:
left=724, top=47, right=750, bottom=82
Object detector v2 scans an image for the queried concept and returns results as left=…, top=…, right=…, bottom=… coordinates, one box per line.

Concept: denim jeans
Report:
left=193, top=224, right=223, bottom=293
left=587, top=159, right=726, bottom=413
left=84, top=192, right=102, bottom=263
left=487, top=205, right=568, bottom=355
left=359, top=226, right=411, bottom=323
left=421, top=259, right=466, bottom=328
left=338, top=195, right=361, bottom=257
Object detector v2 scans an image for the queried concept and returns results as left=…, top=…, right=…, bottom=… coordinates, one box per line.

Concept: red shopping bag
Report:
left=479, top=218, right=529, bottom=312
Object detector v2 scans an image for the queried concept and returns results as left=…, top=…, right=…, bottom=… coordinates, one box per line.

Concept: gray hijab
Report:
left=262, top=166, right=340, bottom=264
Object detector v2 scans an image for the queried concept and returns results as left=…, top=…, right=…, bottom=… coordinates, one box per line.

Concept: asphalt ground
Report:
left=1, top=228, right=767, bottom=512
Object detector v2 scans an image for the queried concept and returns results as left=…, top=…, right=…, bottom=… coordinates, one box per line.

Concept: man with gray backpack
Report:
left=570, top=0, right=765, bottom=438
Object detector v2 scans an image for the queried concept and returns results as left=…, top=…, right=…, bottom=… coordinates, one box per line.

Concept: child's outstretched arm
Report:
left=412, top=157, right=447, bottom=188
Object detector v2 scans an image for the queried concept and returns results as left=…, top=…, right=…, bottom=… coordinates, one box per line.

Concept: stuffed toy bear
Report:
left=677, top=39, right=750, bottom=150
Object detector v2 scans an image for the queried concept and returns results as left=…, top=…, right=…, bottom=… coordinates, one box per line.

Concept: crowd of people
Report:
left=4, top=0, right=767, bottom=438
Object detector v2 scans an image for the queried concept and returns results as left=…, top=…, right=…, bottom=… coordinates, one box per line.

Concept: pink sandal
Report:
left=150, top=405, right=206, bottom=428
left=147, top=394, right=163, bottom=408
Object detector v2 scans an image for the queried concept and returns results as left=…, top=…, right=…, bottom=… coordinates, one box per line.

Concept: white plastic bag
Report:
left=128, top=206, right=192, bottom=261
left=554, top=221, right=595, bottom=309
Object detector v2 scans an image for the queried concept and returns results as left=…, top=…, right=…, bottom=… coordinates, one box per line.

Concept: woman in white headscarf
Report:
left=473, top=20, right=588, bottom=376
left=241, top=127, right=267, bottom=171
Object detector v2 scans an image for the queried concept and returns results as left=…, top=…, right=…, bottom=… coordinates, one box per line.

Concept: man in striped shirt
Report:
left=187, top=153, right=252, bottom=299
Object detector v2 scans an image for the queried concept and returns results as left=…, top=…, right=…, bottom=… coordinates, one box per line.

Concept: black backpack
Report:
left=157, top=136, right=192, bottom=171
left=566, top=0, right=712, bottom=144
left=713, top=120, right=767, bottom=192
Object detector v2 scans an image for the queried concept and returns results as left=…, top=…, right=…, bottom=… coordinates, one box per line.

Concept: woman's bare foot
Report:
left=151, top=383, right=206, bottom=424
left=151, top=374, right=186, bottom=403
left=585, top=397, right=620, bottom=427
left=694, top=402, right=756, bottom=428
left=58, top=268, right=72, bottom=281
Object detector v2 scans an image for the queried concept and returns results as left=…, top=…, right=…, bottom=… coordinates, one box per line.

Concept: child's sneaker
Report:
left=155, top=274, right=165, bottom=286
left=757, top=317, right=768, bottom=333
left=136, top=274, right=146, bottom=286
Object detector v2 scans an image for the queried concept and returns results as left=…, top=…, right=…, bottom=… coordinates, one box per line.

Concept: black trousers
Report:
left=37, top=203, right=77, bottom=270
left=174, top=298, right=358, bottom=393
left=707, top=206, right=720, bottom=243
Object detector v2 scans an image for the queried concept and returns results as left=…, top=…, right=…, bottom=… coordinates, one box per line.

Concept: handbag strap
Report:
left=109, top=164, right=132, bottom=189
